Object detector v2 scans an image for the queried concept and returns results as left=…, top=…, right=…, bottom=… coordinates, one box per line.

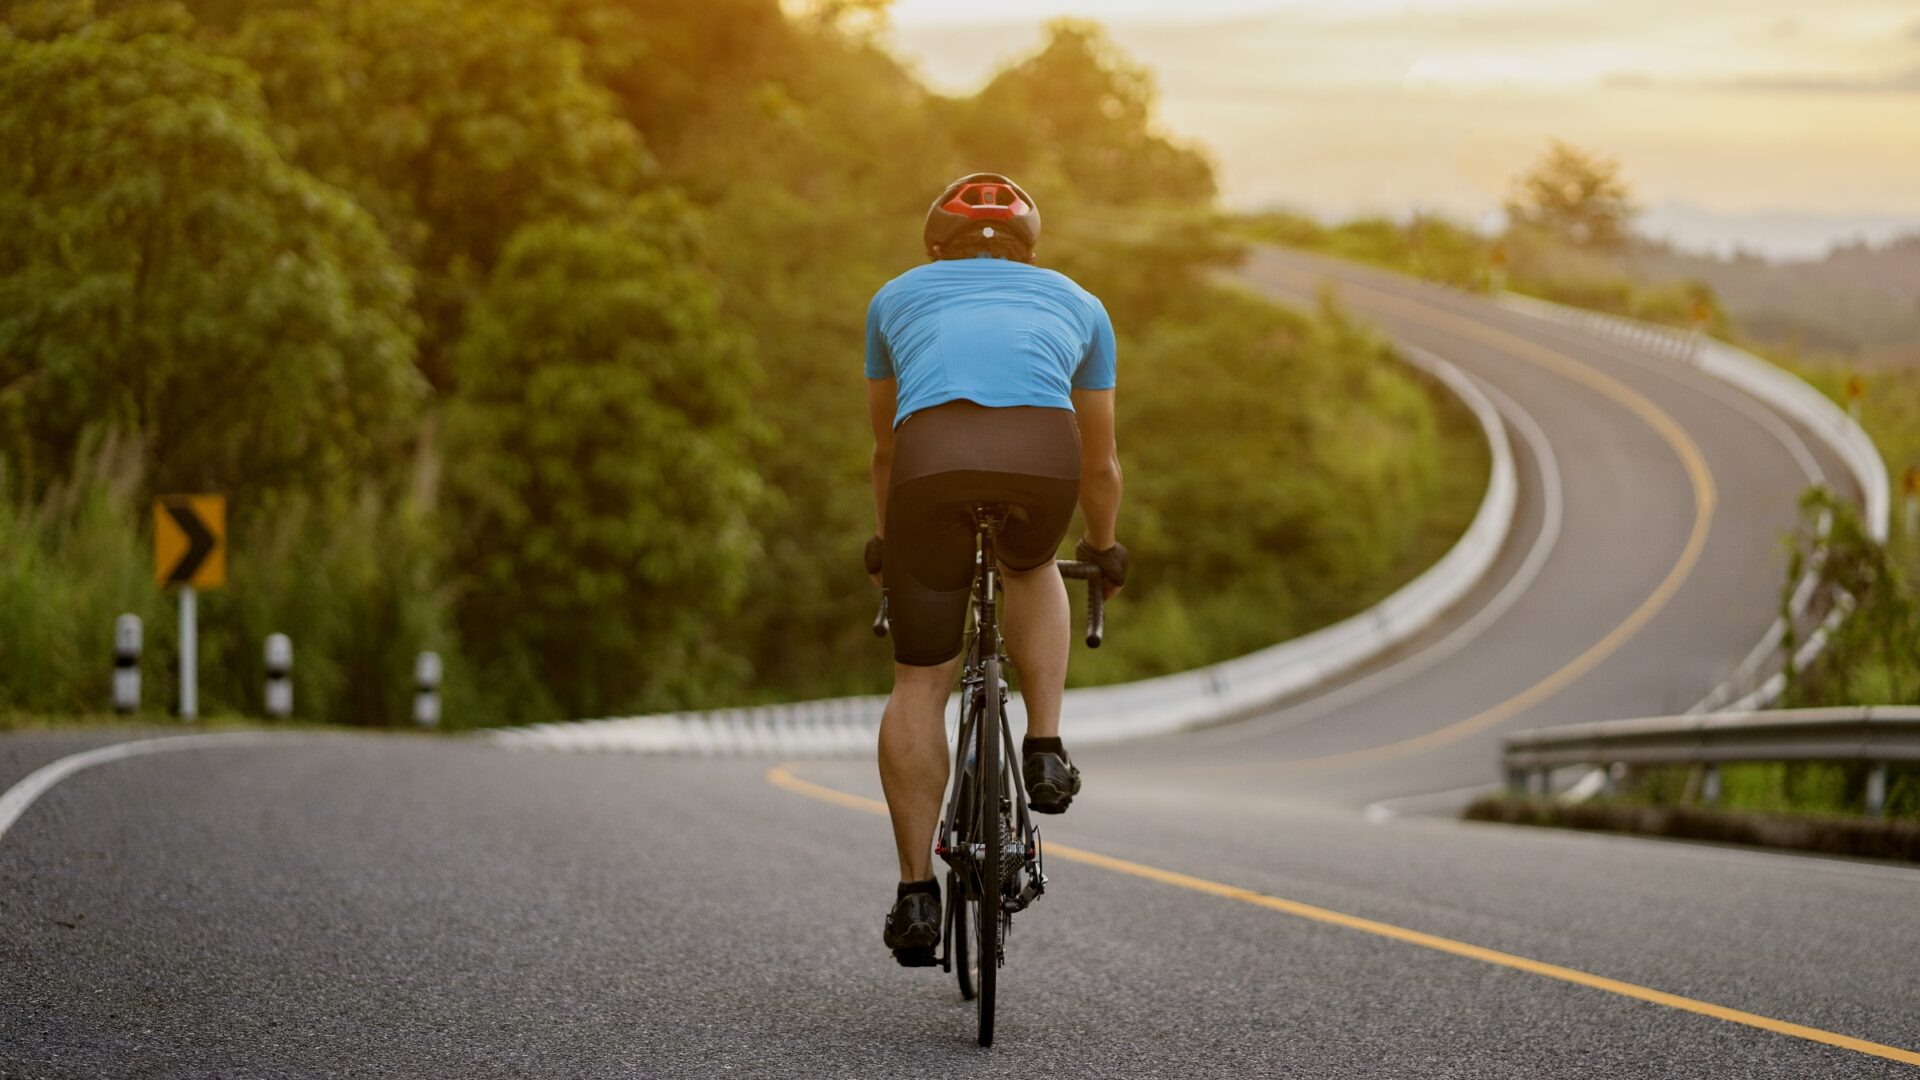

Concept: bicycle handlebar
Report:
left=1054, top=560, right=1106, bottom=649
left=872, top=560, right=1109, bottom=649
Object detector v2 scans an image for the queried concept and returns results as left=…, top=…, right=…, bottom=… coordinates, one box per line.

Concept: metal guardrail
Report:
left=1501, top=707, right=1920, bottom=817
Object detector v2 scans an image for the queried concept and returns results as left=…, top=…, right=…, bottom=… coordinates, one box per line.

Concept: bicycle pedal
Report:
left=891, top=945, right=939, bottom=968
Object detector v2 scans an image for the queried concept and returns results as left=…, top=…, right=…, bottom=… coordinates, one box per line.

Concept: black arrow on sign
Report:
left=165, top=501, right=216, bottom=584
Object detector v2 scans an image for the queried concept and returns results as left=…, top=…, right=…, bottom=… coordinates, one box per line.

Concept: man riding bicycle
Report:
left=864, top=173, right=1128, bottom=966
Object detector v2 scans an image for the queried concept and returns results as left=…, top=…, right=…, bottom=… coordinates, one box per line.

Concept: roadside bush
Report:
left=0, top=433, right=483, bottom=726
left=1781, top=489, right=1919, bottom=707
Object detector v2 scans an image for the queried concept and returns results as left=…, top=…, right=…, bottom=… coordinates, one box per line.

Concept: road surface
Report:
left=4, top=253, right=1914, bottom=1077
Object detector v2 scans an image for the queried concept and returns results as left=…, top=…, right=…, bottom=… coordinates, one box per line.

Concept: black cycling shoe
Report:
left=883, top=881, right=941, bottom=967
left=1024, top=747, right=1081, bottom=814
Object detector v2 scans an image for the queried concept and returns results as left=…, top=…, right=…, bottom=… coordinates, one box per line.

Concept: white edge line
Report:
left=0, top=732, right=310, bottom=847
left=1192, top=373, right=1562, bottom=747
left=1495, top=295, right=1864, bottom=714
left=1513, top=307, right=1827, bottom=713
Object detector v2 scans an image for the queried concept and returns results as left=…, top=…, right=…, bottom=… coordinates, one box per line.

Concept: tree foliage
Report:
left=1, top=1, right=1482, bottom=725
left=228, top=0, right=650, bottom=385
left=948, top=19, right=1214, bottom=208
left=1505, top=139, right=1636, bottom=250
left=443, top=202, right=762, bottom=717
left=0, top=8, right=421, bottom=496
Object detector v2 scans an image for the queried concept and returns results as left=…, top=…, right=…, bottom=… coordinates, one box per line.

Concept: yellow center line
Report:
left=1243, top=265, right=1717, bottom=769
left=766, top=762, right=1920, bottom=1067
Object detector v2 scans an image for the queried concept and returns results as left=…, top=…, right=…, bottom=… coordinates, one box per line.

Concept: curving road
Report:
left=3, top=252, right=1915, bottom=1077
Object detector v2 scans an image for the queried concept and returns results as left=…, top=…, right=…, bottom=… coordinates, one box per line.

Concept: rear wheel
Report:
left=950, top=870, right=976, bottom=1001
left=950, top=752, right=978, bottom=1001
left=974, top=659, right=1002, bottom=1047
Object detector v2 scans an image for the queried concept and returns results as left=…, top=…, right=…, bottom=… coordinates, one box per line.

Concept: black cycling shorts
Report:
left=883, top=401, right=1081, bottom=667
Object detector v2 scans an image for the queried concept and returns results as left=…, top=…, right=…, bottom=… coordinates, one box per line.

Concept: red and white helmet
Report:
left=923, top=172, right=1041, bottom=256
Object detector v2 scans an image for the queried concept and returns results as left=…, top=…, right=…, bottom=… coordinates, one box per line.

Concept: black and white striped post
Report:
left=113, top=614, right=141, bottom=714
left=414, top=651, right=442, bottom=728
left=264, top=633, right=292, bottom=719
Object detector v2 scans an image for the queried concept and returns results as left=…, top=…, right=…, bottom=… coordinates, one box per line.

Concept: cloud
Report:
left=1598, top=64, right=1920, bottom=96
left=1719, top=65, right=1920, bottom=93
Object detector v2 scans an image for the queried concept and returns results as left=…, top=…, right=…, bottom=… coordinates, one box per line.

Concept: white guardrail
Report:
left=1495, top=293, right=1889, bottom=539
left=493, top=345, right=1520, bottom=755
left=1495, top=293, right=1891, bottom=713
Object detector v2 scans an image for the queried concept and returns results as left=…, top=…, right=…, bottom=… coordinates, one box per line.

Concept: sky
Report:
left=884, top=0, right=1920, bottom=260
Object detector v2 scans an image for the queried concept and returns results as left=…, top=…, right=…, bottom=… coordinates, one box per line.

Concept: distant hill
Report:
left=1628, top=235, right=1920, bottom=366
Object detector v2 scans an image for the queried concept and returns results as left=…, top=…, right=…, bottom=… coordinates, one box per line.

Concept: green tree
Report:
left=0, top=9, right=422, bottom=497
left=1505, top=140, right=1636, bottom=250
left=228, top=0, right=650, bottom=386
left=948, top=19, right=1215, bottom=208
left=443, top=201, right=763, bottom=718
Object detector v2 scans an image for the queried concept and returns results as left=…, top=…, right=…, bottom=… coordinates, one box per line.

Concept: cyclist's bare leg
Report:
left=878, top=655, right=962, bottom=882
left=1000, top=559, right=1070, bottom=739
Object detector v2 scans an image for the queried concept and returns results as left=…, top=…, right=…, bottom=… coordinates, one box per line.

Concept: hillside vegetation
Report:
left=0, top=1, right=1483, bottom=726
left=1242, top=140, right=1920, bottom=715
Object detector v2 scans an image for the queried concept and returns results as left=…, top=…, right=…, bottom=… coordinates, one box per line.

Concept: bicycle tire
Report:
left=975, top=657, right=1001, bottom=1047
left=950, top=869, right=976, bottom=1000
left=950, top=741, right=980, bottom=1001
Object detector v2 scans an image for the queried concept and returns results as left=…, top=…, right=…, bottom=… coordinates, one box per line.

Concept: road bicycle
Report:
left=875, top=503, right=1107, bottom=1047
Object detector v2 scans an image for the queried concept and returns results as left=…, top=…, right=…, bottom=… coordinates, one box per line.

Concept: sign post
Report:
left=154, top=495, right=226, bottom=721
left=179, top=586, right=198, bottom=719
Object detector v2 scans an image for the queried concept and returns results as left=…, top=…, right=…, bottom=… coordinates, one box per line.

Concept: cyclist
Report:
left=864, top=173, right=1128, bottom=966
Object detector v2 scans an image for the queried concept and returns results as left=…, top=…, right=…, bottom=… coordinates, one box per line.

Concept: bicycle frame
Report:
left=937, top=506, right=1044, bottom=909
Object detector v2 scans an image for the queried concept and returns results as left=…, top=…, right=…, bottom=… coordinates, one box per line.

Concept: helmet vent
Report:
left=925, top=172, right=1040, bottom=255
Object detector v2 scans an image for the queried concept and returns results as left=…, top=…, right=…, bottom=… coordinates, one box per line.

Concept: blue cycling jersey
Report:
left=864, top=257, right=1117, bottom=428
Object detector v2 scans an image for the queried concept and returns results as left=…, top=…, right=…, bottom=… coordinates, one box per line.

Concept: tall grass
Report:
left=0, top=432, right=161, bottom=714
left=1615, top=762, right=1917, bottom=820
left=0, top=432, right=502, bottom=728
left=1767, top=360, right=1920, bottom=711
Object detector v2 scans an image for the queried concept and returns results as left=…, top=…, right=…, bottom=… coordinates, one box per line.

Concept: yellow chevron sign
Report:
left=153, top=495, right=226, bottom=589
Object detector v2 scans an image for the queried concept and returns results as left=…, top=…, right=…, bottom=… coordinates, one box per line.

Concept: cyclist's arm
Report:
left=869, top=377, right=898, bottom=539
left=1071, top=387, right=1122, bottom=550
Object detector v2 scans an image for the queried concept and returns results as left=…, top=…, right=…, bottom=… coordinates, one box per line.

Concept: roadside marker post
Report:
left=154, top=495, right=226, bottom=721
left=264, top=634, right=292, bottom=719
left=113, top=614, right=142, bottom=713
left=1865, top=764, right=1888, bottom=818
left=1902, top=466, right=1917, bottom=539
left=1845, top=373, right=1865, bottom=422
left=415, top=651, right=442, bottom=728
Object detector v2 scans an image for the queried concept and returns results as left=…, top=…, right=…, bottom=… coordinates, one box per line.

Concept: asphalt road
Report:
left=4, top=254, right=1914, bottom=1077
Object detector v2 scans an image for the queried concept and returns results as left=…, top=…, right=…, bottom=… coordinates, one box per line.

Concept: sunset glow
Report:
left=889, top=0, right=1920, bottom=256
